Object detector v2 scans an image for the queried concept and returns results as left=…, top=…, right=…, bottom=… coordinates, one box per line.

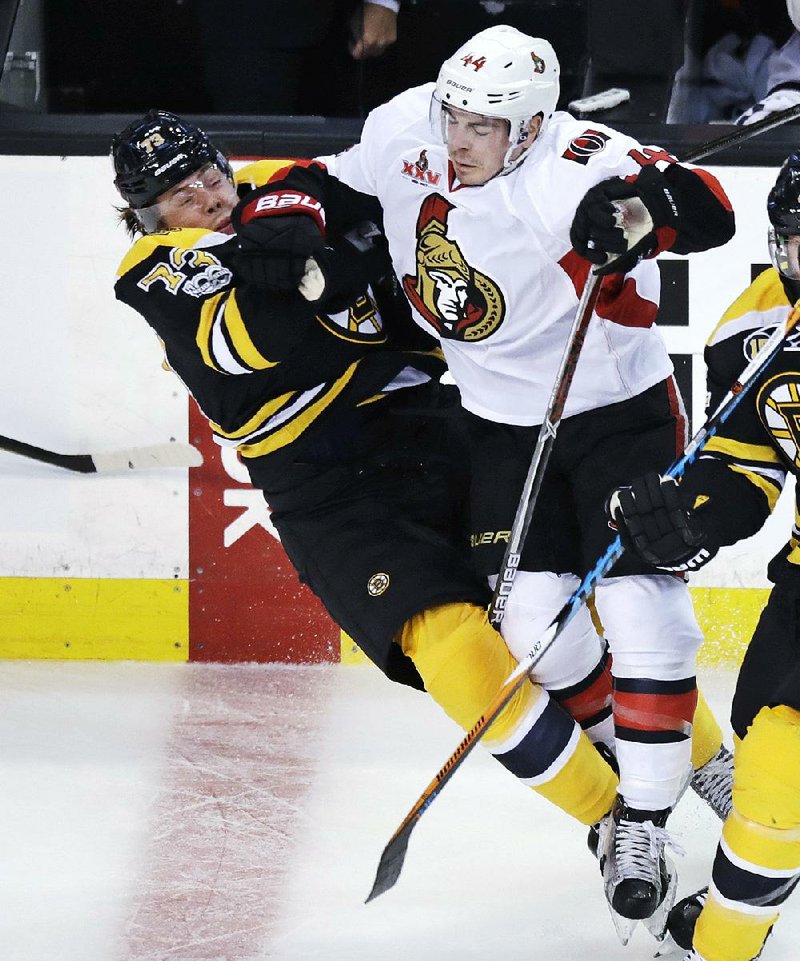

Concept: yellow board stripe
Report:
left=343, top=587, right=773, bottom=670
left=0, top=578, right=768, bottom=666
left=0, top=577, right=188, bottom=661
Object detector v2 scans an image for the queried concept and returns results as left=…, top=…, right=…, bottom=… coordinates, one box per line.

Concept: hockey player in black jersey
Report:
left=111, top=110, right=622, bottom=860
left=608, top=152, right=800, bottom=961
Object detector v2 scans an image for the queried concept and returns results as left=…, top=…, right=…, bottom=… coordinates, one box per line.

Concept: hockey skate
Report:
left=599, top=797, right=679, bottom=945
left=689, top=746, right=733, bottom=820
left=665, top=886, right=708, bottom=951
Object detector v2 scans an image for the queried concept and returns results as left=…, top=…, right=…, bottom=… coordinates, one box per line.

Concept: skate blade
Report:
left=608, top=907, right=638, bottom=946
left=642, top=856, right=679, bottom=942
left=653, top=932, right=684, bottom=958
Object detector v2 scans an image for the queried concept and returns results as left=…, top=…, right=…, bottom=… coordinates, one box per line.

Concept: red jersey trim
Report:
left=559, top=250, right=658, bottom=328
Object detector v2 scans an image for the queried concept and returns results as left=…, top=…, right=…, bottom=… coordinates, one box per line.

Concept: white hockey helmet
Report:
left=433, top=25, right=560, bottom=170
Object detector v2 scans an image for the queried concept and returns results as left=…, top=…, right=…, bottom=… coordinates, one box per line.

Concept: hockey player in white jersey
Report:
left=245, top=24, right=736, bottom=934
left=329, top=23, right=737, bottom=929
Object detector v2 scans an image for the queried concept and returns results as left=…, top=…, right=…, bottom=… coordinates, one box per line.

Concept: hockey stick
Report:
left=489, top=100, right=800, bottom=629
left=0, top=433, right=203, bottom=473
left=366, top=106, right=800, bottom=903
left=367, top=295, right=800, bottom=903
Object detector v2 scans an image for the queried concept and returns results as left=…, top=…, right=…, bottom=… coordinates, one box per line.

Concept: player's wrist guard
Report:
left=606, top=472, right=717, bottom=573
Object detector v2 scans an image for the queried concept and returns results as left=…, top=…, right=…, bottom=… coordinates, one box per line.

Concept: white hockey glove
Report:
left=736, top=86, right=800, bottom=126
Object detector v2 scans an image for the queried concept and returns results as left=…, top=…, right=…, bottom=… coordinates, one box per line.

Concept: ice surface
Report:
left=0, top=661, right=796, bottom=961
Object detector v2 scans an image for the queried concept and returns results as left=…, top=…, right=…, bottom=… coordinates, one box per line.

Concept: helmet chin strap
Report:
left=499, top=114, right=546, bottom=175
left=779, top=272, right=800, bottom=305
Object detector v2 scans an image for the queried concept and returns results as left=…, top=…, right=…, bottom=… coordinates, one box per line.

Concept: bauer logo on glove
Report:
left=231, top=183, right=327, bottom=291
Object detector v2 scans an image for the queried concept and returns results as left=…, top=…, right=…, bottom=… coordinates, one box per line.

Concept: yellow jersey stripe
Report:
left=707, top=268, right=786, bottom=344
left=704, top=435, right=783, bottom=466
left=197, top=292, right=226, bottom=372
left=235, top=159, right=295, bottom=192
left=116, top=228, right=213, bottom=277
left=210, top=389, right=301, bottom=439
left=238, top=362, right=362, bottom=456
left=222, top=291, right=278, bottom=370
left=729, top=464, right=782, bottom=510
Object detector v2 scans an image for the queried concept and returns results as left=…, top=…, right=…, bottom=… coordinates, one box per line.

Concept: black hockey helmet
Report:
left=111, top=109, right=232, bottom=210
left=768, top=151, right=800, bottom=234
left=768, top=152, right=800, bottom=283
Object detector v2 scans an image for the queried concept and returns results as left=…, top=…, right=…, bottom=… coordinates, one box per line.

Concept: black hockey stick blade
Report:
left=366, top=825, right=412, bottom=902
left=0, top=433, right=203, bottom=472
left=366, top=658, right=534, bottom=902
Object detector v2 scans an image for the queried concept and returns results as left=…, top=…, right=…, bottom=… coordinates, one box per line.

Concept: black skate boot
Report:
left=666, top=886, right=708, bottom=950
left=599, top=797, right=678, bottom=944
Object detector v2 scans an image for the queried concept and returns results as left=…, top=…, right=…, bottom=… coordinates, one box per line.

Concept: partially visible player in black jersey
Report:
left=112, top=110, right=620, bottom=845
left=608, top=152, right=800, bottom=961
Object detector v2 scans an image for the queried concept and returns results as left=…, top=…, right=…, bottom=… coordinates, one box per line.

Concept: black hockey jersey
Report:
left=683, top=267, right=800, bottom=580
left=114, top=160, right=446, bottom=498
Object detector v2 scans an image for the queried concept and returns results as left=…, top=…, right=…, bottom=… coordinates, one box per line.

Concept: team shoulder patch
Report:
left=562, top=129, right=611, bottom=165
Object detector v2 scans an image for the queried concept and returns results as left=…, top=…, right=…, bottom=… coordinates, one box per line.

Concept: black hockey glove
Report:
left=298, top=219, right=392, bottom=312
left=606, top=472, right=717, bottom=572
left=570, top=165, right=679, bottom=276
left=231, top=185, right=327, bottom=290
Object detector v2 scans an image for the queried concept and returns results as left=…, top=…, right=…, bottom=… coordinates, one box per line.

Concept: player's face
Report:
left=156, top=164, right=238, bottom=232
left=442, top=106, right=540, bottom=185
left=769, top=226, right=800, bottom=280
left=442, top=106, right=511, bottom=184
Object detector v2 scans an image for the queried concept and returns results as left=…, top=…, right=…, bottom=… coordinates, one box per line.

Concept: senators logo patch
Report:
left=757, top=371, right=800, bottom=468
left=402, top=194, right=505, bottom=342
left=562, top=129, right=611, bottom=165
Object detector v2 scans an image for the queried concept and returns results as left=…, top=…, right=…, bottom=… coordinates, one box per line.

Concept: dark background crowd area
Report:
left=0, top=0, right=796, bottom=126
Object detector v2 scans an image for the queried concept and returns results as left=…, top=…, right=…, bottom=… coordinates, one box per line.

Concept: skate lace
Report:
left=614, top=819, right=683, bottom=883
left=691, top=747, right=733, bottom=820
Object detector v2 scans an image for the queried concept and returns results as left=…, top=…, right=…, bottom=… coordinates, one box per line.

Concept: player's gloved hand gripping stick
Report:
left=365, top=101, right=800, bottom=904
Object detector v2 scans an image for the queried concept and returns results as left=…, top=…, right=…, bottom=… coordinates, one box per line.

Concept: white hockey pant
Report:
left=489, top=570, right=614, bottom=750
left=594, top=573, right=703, bottom=810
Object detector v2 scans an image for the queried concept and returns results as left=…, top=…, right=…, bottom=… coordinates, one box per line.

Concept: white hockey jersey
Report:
left=320, top=83, right=677, bottom=427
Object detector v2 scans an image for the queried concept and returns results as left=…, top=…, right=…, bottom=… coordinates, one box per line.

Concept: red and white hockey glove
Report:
left=232, top=186, right=326, bottom=290
left=606, top=472, right=716, bottom=572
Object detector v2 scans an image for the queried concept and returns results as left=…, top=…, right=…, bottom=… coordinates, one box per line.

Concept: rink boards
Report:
left=0, top=157, right=789, bottom=664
